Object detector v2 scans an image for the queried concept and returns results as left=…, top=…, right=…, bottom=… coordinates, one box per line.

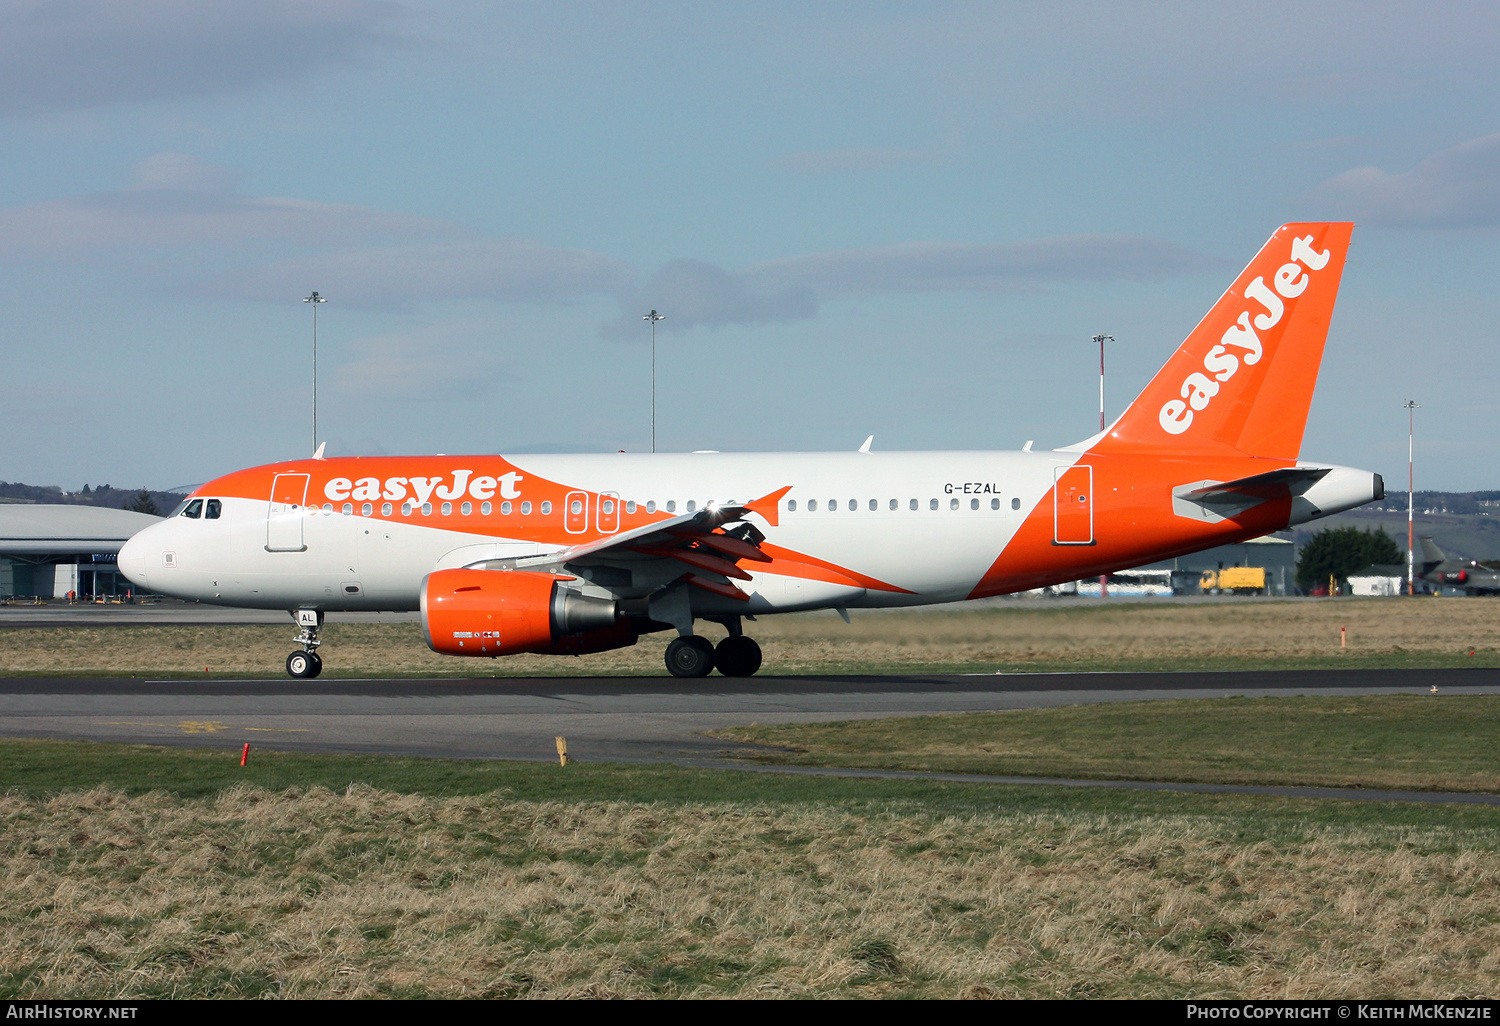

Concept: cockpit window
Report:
left=205, top=499, right=222, bottom=520
left=181, top=499, right=203, bottom=519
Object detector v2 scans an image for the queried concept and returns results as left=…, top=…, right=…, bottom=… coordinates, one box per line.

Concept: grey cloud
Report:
left=1314, top=134, right=1500, bottom=228
left=743, top=236, right=1217, bottom=298
left=0, top=153, right=446, bottom=257
left=603, top=259, right=818, bottom=336
left=333, top=326, right=509, bottom=402
left=608, top=235, right=1211, bottom=337
left=225, top=239, right=635, bottom=308
left=0, top=0, right=410, bottom=116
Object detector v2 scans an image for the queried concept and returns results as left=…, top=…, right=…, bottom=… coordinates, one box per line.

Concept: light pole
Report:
left=1093, top=334, right=1113, bottom=598
left=1093, top=333, right=1114, bottom=431
left=644, top=310, right=664, bottom=452
left=304, top=291, right=326, bottom=456
left=1404, top=399, right=1420, bottom=595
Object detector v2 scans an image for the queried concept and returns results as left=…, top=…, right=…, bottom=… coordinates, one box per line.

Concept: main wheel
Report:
left=714, top=636, right=762, bottom=677
left=665, top=636, right=715, bottom=678
left=286, top=651, right=317, bottom=678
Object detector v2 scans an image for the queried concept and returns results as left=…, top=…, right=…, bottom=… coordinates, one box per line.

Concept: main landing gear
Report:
left=286, top=609, right=324, bottom=679
left=664, top=624, right=763, bottom=679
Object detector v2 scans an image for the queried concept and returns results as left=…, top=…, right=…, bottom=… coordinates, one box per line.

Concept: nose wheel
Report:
left=286, top=650, right=323, bottom=679
left=286, top=609, right=324, bottom=678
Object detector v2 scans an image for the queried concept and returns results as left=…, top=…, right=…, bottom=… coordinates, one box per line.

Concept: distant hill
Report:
left=1293, top=491, right=1500, bottom=563
left=0, top=481, right=187, bottom=517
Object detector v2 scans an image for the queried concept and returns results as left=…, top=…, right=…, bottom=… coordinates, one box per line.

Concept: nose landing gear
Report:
left=286, top=609, right=324, bottom=679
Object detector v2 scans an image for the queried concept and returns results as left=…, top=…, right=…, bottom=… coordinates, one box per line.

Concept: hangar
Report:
left=0, top=505, right=162, bottom=600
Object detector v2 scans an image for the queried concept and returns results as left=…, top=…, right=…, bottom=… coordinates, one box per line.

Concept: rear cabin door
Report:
left=1053, top=464, right=1094, bottom=545
left=267, top=473, right=310, bottom=552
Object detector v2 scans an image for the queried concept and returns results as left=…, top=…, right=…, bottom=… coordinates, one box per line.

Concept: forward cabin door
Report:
left=1053, top=465, right=1094, bottom=545
left=267, top=473, right=310, bottom=552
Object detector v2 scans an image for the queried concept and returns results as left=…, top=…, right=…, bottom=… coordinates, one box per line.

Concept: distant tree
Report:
left=1296, top=526, right=1402, bottom=591
left=126, top=489, right=159, bottom=516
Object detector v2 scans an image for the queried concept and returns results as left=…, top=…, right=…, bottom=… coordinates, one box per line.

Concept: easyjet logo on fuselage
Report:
left=322, top=470, right=524, bottom=505
left=1158, top=234, right=1331, bottom=436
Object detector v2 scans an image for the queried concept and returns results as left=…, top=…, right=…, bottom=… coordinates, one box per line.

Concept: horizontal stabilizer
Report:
left=1173, top=466, right=1331, bottom=523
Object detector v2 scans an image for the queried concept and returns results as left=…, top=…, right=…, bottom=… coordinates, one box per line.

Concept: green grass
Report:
left=3, top=735, right=1500, bottom=832
left=711, top=695, right=1500, bottom=793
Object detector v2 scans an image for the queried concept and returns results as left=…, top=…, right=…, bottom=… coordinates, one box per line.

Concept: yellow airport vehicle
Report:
left=1199, top=567, right=1266, bottom=595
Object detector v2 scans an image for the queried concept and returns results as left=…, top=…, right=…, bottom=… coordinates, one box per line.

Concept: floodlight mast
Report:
left=644, top=310, right=665, bottom=453
left=304, top=291, right=326, bottom=457
left=1404, top=399, right=1419, bottom=595
left=1093, top=334, right=1114, bottom=599
left=1092, top=333, right=1114, bottom=431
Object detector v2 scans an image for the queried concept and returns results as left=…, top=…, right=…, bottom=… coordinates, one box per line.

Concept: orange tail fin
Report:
left=1092, top=222, right=1353, bottom=460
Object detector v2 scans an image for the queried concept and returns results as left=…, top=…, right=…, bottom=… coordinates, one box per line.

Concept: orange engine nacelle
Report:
left=421, top=568, right=628, bottom=657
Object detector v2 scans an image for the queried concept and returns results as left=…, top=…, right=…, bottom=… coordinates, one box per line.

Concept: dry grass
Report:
left=4, top=785, right=1499, bottom=999
left=1, top=597, right=1498, bottom=677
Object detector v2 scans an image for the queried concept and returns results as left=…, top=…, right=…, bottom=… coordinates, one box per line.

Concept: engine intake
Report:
left=421, top=568, right=627, bottom=657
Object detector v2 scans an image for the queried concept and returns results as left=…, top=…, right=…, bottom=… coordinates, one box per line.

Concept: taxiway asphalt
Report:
left=1, top=667, right=1494, bottom=765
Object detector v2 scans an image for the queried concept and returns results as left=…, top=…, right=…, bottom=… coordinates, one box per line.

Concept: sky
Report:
left=3, top=0, right=1499, bottom=491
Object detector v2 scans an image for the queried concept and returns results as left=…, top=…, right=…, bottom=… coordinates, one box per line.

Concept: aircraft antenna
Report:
left=304, top=291, right=327, bottom=457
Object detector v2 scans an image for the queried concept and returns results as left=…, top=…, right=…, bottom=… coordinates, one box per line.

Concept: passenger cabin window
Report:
left=522, top=501, right=533, bottom=515
left=686, top=500, right=696, bottom=512
left=441, top=502, right=452, bottom=516
left=665, top=501, right=676, bottom=513
left=625, top=501, right=636, bottom=514
left=909, top=499, right=918, bottom=510
left=342, top=502, right=353, bottom=515
left=950, top=498, right=959, bottom=510
left=930, top=498, right=939, bottom=510
left=500, top=501, right=511, bottom=515
left=205, top=499, right=222, bottom=520
left=970, top=498, right=979, bottom=510
left=808, top=499, right=818, bottom=511
left=787, top=499, right=797, bottom=511
left=181, top=499, right=203, bottom=519
left=479, top=502, right=490, bottom=515
left=541, top=501, right=553, bottom=515
left=421, top=502, right=432, bottom=516
left=646, top=501, right=656, bottom=513
left=461, top=501, right=472, bottom=516
left=1012, top=497, right=1021, bottom=510
left=382, top=502, right=392, bottom=516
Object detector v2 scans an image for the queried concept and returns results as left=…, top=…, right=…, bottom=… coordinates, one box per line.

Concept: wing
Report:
left=463, top=486, right=791, bottom=602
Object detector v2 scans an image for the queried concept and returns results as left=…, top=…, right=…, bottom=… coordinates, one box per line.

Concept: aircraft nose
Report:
left=117, top=530, right=150, bottom=588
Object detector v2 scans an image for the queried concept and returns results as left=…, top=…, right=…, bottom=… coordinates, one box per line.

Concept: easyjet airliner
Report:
left=118, top=223, right=1381, bottom=678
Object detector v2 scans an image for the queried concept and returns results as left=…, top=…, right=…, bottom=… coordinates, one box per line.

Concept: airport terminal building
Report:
left=0, top=505, right=161, bottom=599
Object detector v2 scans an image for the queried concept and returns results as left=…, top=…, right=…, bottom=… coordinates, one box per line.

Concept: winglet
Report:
left=744, top=485, right=792, bottom=527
